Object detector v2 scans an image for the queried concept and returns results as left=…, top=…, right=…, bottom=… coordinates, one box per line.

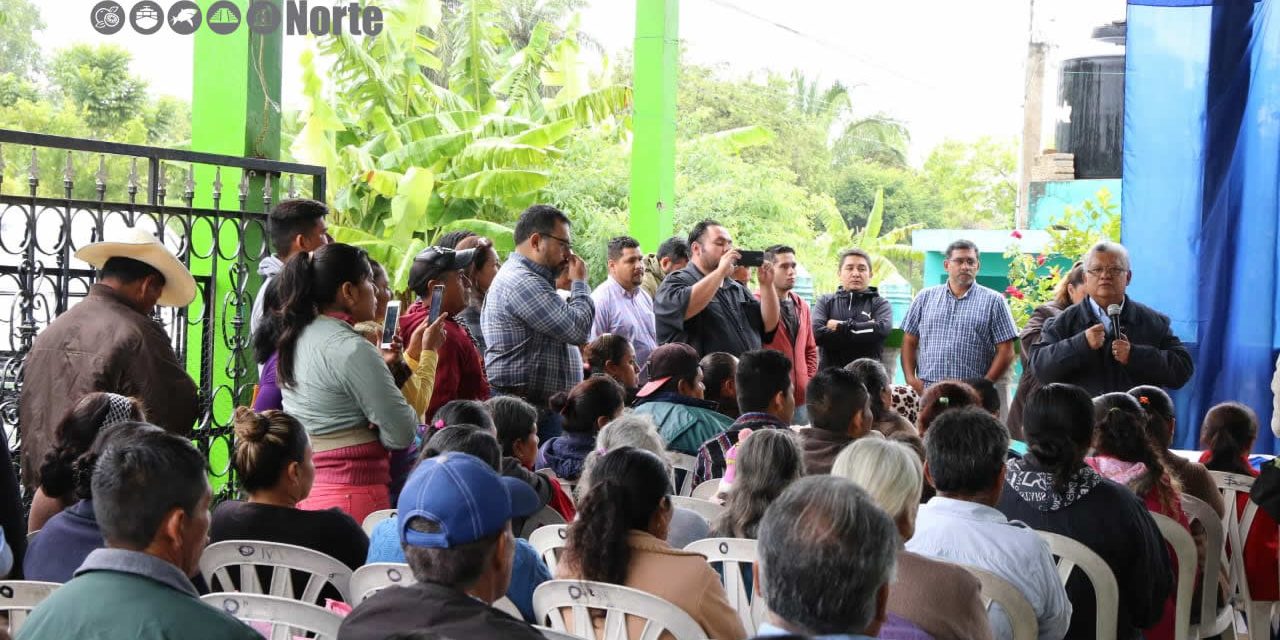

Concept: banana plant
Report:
left=291, top=0, right=631, bottom=290
left=820, top=188, right=922, bottom=286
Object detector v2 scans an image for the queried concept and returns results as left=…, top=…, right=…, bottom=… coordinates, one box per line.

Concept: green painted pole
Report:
left=191, top=0, right=281, bottom=488
left=629, top=0, right=678, bottom=251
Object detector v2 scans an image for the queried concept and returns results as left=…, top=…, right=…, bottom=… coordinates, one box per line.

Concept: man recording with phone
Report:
left=1030, top=241, right=1193, bottom=396
left=655, top=219, right=779, bottom=357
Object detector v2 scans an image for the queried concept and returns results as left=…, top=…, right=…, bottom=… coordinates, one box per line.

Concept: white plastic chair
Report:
left=1037, top=530, right=1119, bottom=640
left=349, top=562, right=416, bottom=603
left=962, top=566, right=1038, bottom=640
left=361, top=509, right=396, bottom=536
left=1151, top=512, right=1196, bottom=640
left=529, top=524, right=570, bottom=575
left=0, top=580, right=60, bottom=634
left=533, top=580, right=708, bottom=640
left=202, top=592, right=342, bottom=640
left=668, top=452, right=697, bottom=497
left=670, top=495, right=725, bottom=524
left=1180, top=493, right=1237, bottom=639
left=684, top=538, right=766, bottom=634
left=690, top=479, right=722, bottom=501
left=521, top=505, right=568, bottom=539
left=200, top=540, right=353, bottom=604
left=1210, top=470, right=1276, bottom=639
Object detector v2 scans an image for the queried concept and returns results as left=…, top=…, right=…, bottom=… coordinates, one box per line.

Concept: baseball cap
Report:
left=408, top=246, right=477, bottom=295
left=398, top=452, right=540, bottom=549
left=636, top=342, right=701, bottom=398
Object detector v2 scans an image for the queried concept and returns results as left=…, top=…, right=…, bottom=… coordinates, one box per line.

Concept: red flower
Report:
left=1005, top=285, right=1025, bottom=300
left=1036, top=254, right=1047, bottom=266
left=1011, top=230, right=1023, bottom=239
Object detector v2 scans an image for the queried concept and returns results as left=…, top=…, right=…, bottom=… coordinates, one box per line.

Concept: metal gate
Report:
left=0, top=129, right=325, bottom=499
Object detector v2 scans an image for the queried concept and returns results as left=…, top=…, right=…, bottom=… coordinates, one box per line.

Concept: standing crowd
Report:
left=0, top=198, right=1268, bottom=640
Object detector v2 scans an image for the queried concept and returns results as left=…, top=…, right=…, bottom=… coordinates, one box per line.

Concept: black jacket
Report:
left=1029, top=296, right=1193, bottom=397
left=998, top=457, right=1172, bottom=640
left=338, top=581, right=543, bottom=640
left=811, top=287, right=893, bottom=369
left=655, top=263, right=774, bottom=356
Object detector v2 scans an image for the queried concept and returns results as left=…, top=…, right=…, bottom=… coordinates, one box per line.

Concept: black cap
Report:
left=408, top=247, right=476, bottom=296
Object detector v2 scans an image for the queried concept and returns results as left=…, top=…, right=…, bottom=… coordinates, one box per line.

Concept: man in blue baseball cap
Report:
left=338, top=452, right=544, bottom=640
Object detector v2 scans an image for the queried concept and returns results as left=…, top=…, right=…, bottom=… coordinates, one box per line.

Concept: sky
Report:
left=36, top=0, right=1127, bottom=164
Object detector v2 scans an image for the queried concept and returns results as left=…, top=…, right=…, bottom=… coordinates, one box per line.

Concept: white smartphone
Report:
left=381, top=300, right=401, bottom=349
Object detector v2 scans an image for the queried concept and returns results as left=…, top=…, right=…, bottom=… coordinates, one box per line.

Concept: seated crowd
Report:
left=3, top=200, right=1270, bottom=640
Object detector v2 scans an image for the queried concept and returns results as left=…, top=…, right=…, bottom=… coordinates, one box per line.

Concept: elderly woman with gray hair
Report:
left=833, top=439, right=994, bottom=640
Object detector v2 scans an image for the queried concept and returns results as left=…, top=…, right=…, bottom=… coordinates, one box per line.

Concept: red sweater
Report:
left=401, top=302, right=491, bottom=421
left=757, top=290, right=818, bottom=407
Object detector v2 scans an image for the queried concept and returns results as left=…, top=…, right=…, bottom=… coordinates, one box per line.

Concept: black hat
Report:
left=409, top=247, right=476, bottom=296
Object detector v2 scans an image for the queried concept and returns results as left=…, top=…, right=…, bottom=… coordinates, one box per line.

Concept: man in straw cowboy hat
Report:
left=19, top=226, right=200, bottom=490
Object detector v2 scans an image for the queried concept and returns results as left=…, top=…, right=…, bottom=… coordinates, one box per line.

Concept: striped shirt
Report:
left=482, top=253, right=594, bottom=402
left=590, top=277, right=658, bottom=378
left=901, top=283, right=1017, bottom=385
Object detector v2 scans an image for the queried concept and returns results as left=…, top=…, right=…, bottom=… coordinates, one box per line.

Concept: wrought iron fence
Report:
left=0, top=129, right=325, bottom=501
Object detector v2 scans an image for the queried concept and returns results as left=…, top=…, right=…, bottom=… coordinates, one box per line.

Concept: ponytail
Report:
left=1094, top=393, right=1179, bottom=514
left=564, top=447, right=670, bottom=584
left=1023, top=383, right=1094, bottom=492
left=274, top=243, right=373, bottom=388
left=1201, top=402, right=1258, bottom=476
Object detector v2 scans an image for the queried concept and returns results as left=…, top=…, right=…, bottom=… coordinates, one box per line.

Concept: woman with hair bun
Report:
left=28, top=392, right=145, bottom=534
left=538, top=376, right=626, bottom=480
left=209, top=407, right=368, bottom=576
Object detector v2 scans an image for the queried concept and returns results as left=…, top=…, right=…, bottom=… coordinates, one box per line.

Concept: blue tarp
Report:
left=1124, top=0, right=1280, bottom=451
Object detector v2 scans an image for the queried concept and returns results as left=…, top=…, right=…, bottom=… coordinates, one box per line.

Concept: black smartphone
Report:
left=427, top=284, right=445, bottom=324
left=381, top=300, right=401, bottom=348
left=737, top=250, right=765, bottom=268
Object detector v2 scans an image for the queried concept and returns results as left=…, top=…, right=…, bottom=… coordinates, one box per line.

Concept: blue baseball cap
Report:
left=398, top=452, right=540, bottom=549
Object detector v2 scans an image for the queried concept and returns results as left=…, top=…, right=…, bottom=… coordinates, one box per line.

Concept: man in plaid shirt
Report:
left=482, top=205, right=594, bottom=437
left=901, top=239, right=1018, bottom=394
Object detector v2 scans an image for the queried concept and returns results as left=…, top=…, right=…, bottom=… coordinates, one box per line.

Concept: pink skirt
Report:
left=297, top=441, right=391, bottom=524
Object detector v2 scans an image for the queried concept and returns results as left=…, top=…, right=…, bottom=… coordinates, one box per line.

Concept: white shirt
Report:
left=906, top=497, right=1071, bottom=640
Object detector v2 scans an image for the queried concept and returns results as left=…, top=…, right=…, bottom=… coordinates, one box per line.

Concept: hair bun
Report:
left=232, top=406, right=268, bottom=442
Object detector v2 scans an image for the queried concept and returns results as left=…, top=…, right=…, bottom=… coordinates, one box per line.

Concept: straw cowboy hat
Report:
left=74, top=226, right=197, bottom=307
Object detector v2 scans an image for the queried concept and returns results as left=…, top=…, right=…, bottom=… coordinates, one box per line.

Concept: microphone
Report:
left=1107, top=304, right=1123, bottom=340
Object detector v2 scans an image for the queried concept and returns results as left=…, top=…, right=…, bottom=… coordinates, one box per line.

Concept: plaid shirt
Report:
left=901, top=283, right=1017, bottom=385
left=482, top=253, right=594, bottom=401
left=693, top=412, right=789, bottom=485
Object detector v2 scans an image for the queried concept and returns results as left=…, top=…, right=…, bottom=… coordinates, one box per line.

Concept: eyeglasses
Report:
left=1086, top=267, right=1129, bottom=278
left=543, top=233, right=573, bottom=250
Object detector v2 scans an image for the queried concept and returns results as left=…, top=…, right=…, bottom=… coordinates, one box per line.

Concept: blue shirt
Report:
left=1087, top=296, right=1125, bottom=336
left=365, top=516, right=551, bottom=623
left=756, top=622, right=877, bottom=639
left=901, top=283, right=1017, bottom=384
left=590, top=277, right=658, bottom=380
left=482, top=253, right=594, bottom=401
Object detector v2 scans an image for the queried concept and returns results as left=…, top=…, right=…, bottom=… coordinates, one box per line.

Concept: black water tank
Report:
left=1056, top=54, right=1125, bottom=179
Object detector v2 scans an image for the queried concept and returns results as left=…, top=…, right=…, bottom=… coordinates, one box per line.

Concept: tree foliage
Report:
left=922, top=136, right=1018, bottom=230
left=0, top=0, right=43, bottom=79
left=292, top=0, right=631, bottom=290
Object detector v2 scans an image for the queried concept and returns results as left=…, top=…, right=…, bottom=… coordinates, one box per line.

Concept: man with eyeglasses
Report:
left=401, top=245, right=490, bottom=421
left=1030, top=241, right=1192, bottom=396
left=901, top=239, right=1018, bottom=394
left=654, top=219, right=780, bottom=357
left=813, top=247, right=895, bottom=370
left=483, top=204, right=594, bottom=440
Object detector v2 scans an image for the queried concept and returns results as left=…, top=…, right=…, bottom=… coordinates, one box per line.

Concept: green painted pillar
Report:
left=191, top=0, right=281, bottom=489
left=629, top=0, right=678, bottom=251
